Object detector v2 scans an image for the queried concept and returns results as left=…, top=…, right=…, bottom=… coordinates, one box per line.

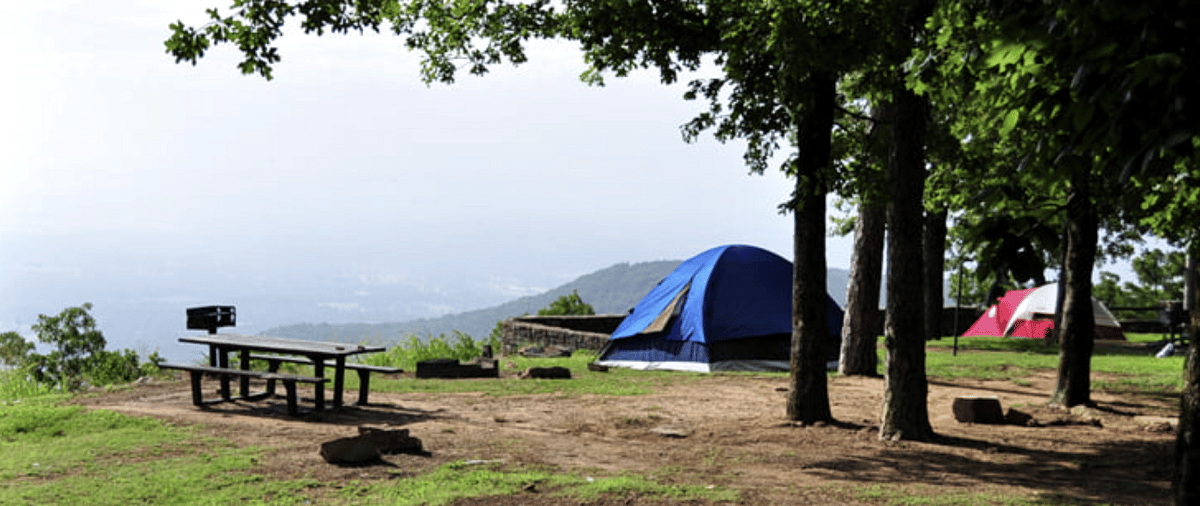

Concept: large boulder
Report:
left=951, top=396, right=1005, bottom=424
left=319, top=427, right=427, bottom=463
left=320, top=436, right=381, bottom=464
left=357, top=426, right=425, bottom=454
left=517, top=366, right=572, bottom=379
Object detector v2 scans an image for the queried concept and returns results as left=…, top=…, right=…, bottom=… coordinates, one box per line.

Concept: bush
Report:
left=365, top=331, right=499, bottom=371
left=537, top=290, right=595, bottom=316
left=3, top=304, right=162, bottom=391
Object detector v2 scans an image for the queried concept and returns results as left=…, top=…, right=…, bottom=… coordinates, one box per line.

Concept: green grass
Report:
left=335, top=461, right=738, bottom=505
left=0, top=398, right=320, bottom=505
left=924, top=335, right=1186, bottom=395
left=0, top=398, right=187, bottom=480
left=11, top=446, right=318, bottom=506
left=850, top=483, right=1090, bottom=505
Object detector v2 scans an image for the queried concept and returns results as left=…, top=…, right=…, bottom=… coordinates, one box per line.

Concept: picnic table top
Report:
left=179, top=333, right=385, bottom=358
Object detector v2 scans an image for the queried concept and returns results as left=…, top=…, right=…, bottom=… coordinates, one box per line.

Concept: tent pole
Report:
left=953, top=260, right=964, bottom=357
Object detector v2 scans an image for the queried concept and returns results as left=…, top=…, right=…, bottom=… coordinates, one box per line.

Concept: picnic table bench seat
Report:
left=159, top=363, right=328, bottom=416
left=247, top=354, right=403, bottom=406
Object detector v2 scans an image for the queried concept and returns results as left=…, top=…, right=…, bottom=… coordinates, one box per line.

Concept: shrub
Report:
left=4, top=304, right=162, bottom=391
left=365, top=331, right=500, bottom=370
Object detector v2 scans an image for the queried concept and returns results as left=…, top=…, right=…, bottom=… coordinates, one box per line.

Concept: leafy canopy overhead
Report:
left=165, top=0, right=561, bottom=83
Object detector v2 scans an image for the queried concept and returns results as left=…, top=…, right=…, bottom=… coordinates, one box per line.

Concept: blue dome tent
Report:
left=596, top=245, right=843, bottom=372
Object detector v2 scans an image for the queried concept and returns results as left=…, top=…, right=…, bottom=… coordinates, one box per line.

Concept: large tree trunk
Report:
left=1174, top=248, right=1200, bottom=504
left=923, top=207, right=948, bottom=340
left=1186, top=251, right=1196, bottom=316
left=839, top=202, right=885, bottom=376
left=1049, top=250, right=1068, bottom=345
left=787, top=74, right=835, bottom=424
left=1049, top=172, right=1096, bottom=407
left=839, top=101, right=890, bottom=377
left=879, top=84, right=933, bottom=441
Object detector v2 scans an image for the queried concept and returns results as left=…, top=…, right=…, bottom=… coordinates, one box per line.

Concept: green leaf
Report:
left=999, top=108, right=1019, bottom=137
left=985, top=41, right=1023, bottom=69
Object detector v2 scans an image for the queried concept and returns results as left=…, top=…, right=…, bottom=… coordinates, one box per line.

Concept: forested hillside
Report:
left=262, top=260, right=683, bottom=344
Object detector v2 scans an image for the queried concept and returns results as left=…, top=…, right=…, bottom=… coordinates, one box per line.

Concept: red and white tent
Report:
left=962, top=283, right=1126, bottom=341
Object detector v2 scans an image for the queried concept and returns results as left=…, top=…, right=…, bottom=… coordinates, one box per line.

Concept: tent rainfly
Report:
left=963, top=283, right=1126, bottom=341
left=595, top=244, right=844, bottom=372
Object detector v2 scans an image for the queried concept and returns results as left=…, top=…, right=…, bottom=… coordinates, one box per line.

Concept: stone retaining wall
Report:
left=500, top=315, right=625, bottom=355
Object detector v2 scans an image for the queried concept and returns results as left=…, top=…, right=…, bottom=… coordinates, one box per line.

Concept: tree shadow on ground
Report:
left=927, top=378, right=1044, bottom=398
left=802, top=429, right=1172, bottom=504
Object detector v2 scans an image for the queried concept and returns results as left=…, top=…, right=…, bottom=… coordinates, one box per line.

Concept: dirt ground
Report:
left=75, top=367, right=1180, bottom=505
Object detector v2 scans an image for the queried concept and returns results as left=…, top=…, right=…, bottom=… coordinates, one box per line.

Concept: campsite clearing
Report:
left=73, top=363, right=1177, bottom=505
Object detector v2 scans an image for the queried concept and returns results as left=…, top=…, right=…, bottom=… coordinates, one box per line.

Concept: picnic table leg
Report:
left=238, top=349, right=251, bottom=399
left=355, top=370, right=370, bottom=406
left=312, top=359, right=326, bottom=411
left=187, top=370, right=204, bottom=406
left=263, top=359, right=281, bottom=396
left=282, top=379, right=299, bottom=416
left=217, top=348, right=232, bottom=401
left=332, top=357, right=346, bottom=408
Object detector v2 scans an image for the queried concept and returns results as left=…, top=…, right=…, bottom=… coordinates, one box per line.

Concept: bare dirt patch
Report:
left=75, top=370, right=1178, bottom=505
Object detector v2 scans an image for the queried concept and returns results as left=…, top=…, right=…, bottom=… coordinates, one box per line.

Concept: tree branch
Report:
left=836, top=104, right=882, bottom=124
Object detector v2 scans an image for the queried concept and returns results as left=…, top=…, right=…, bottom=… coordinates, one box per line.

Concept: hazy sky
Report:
left=1, top=0, right=821, bottom=263
left=2, top=2, right=869, bottom=356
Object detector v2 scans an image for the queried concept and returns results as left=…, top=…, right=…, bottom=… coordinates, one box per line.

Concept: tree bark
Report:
left=839, top=202, right=885, bottom=376
left=1185, top=251, right=1197, bottom=315
left=923, top=208, right=948, bottom=340
left=787, top=74, right=835, bottom=424
left=1049, top=171, right=1096, bottom=407
left=839, top=101, right=890, bottom=377
left=1175, top=248, right=1200, bottom=505
left=879, top=84, right=934, bottom=441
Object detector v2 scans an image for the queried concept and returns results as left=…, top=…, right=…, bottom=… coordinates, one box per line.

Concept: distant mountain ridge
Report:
left=262, top=260, right=683, bottom=343
left=263, top=260, right=854, bottom=345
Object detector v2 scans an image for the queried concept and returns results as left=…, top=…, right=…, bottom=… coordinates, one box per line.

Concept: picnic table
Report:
left=173, top=333, right=387, bottom=412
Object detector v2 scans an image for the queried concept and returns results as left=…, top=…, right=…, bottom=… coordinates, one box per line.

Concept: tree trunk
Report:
left=923, top=208, right=948, bottom=340
left=1174, top=248, right=1200, bottom=504
left=1185, top=251, right=1196, bottom=315
left=839, top=101, right=890, bottom=377
left=787, top=74, right=835, bottom=424
left=879, top=84, right=933, bottom=441
left=1049, top=250, right=1068, bottom=345
left=1049, top=171, right=1096, bottom=407
left=839, top=202, right=885, bottom=376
